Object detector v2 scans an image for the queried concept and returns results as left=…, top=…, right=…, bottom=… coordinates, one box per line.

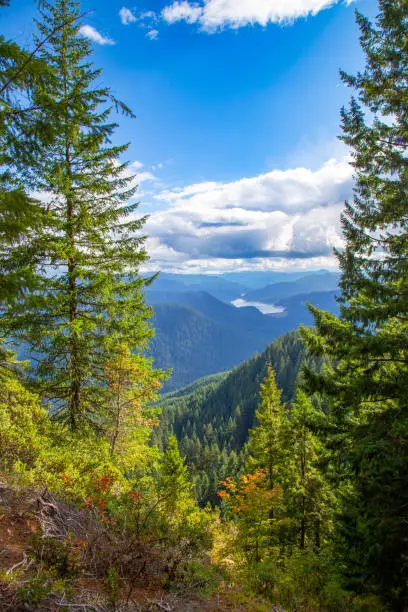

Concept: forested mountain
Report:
left=152, top=330, right=323, bottom=504
left=0, top=0, right=407, bottom=610
left=245, top=271, right=339, bottom=303
left=149, top=302, right=255, bottom=389
left=278, top=289, right=339, bottom=313
left=149, top=290, right=339, bottom=389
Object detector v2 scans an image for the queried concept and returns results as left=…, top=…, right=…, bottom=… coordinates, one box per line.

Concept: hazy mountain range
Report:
left=147, top=270, right=340, bottom=390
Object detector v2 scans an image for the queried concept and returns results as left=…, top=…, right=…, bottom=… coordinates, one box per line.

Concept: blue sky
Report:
left=3, top=0, right=376, bottom=273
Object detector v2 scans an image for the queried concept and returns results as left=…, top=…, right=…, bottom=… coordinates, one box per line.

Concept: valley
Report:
left=147, top=270, right=339, bottom=390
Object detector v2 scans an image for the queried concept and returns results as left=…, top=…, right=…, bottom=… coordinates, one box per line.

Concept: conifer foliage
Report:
left=1, top=0, right=408, bottom=609
left=0, top=0, right=52, bottom=305
left=285, top=391, right=332, bottom=551
left=159, top=435, right=194, bottom=519
left=302, top=0, right=408, bottom=606
left=1, top=0, right=159, bottom=431
left=248, top=365, right=287, bottom=491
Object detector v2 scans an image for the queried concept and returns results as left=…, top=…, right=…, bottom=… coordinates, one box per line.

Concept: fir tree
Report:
left=285, top=391, right=332, bottom=551
left=248, top=365, right=287, bottom=491
left=1, top=0, right=156, bottom=431
left=246, top=365, right=289, bottom=549
left=0, top=0, right=54, bottom=305
left=302, top=0, right=408, bottom=606
left=159, top=435, right=194, bottom=519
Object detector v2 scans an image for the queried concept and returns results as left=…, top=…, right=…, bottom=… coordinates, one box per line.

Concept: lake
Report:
left=231, top=298, right=285, bottom=315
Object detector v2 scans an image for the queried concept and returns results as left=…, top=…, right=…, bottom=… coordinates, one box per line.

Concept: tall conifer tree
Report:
left=1, top=0, right=156, bottom=431
left=248, top=365, right=287, bottom=491
left=285, top=391, right=332, bottom=551
left=0, top=0, right=53, bottom=306
left=159, top=435, right=194, bottom=519
left=302, top=0, right=408, bottom=606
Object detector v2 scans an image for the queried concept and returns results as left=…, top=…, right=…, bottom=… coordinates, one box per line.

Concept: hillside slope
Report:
left=149, top=292, right=338, bottom=390
left=152, top=330, right=323, bottom=503
left=245, top=272, right=339, bottom=303
left=149, top=303, right=261, bottom=390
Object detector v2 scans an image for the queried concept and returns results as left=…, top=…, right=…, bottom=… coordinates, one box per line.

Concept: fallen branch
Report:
left=6, top=553, right=29, bottom=575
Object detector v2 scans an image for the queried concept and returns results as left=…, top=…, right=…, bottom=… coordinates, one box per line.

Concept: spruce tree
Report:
left=302, top=0, right=408, bottom=606
left=1, top=0, right=156, bottom=431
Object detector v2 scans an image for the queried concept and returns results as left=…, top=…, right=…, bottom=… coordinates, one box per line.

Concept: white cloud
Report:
left=140, top=10, right=158, bottom=21
left=146, top=28, right=160, bottom=40
left=162, top=0, right=346, bottom=31
left=79, top=25, right=115, bottom=46
left=162, top=1, right=202, bottom=24
left=130, top=160, right=144, bottom=170
left=156, top=159, right=351, bottom=214
left=119, top=7, right=137, bottom=24
left=137, top=171, right=157, bottom=183
left=144, top=158, right=353, bottom=272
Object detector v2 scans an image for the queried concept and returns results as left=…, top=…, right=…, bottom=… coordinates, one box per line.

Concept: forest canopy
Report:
left=0, top=0, right=407, bottom=610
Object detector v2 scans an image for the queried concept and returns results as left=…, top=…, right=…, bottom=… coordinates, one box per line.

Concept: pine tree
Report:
left=302, top=1, right=408, bottom=606
left=1, top=0, right=156, bottom=431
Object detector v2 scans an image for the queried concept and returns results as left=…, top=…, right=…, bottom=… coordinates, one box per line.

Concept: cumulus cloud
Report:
left=144, top=158, right=352, bottom=272
left=146, top=28, right=160, bottom=40
left=162, top=1, right=202, bottom=24
left=161, top=0, right=346, bottom=31
left=119, top=7, right=137, bottom=24
left=79, top=25, right=115, bottom=45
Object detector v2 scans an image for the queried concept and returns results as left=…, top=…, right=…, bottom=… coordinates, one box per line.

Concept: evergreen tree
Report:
left=103, top=345, right=163, bottom=467
left=302, top=0, right=408, bottom=606
left=248, top=365, right=287, bottom=491
left=1, top=0, right=156, bottom=431
left=246, top=365, right=289, bottom=550
left=285, top=391, right=332, bottom=551
left=158, top=435, right=194, bottom=519
left=0, top=0, right=53, bottom=305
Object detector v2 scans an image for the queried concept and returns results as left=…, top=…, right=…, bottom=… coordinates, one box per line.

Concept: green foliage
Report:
left=0, top=1, right=405, bottom=610
left=215, top=366, right=346, bottom=610
left=29, top=533, right=82, bottom=578
left=158, top=435, right=195, bottom=521
left=284, top=391, right=335, bottom=551
left=17, top=571, right=52, bottom=607
left=1, top=0, right=160, bottom=432
left=103, top=344, right=166, bottom=469
left=154, top=330, right=321, bottom=506
left=0, top=362, right=48, bottom=471
left=104, top=567, right=119, bottom=607
left=301, top=1, right=408, bottom=608
left=0, top=0, right=55, bottom=305
left=247, top=365, right=288, bottom=492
